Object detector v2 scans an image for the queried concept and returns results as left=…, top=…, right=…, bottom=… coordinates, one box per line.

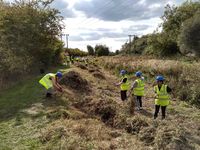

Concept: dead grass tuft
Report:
left=40, top=126, right=67, bottom=143
left=125, top=116, right=149, bottom=134
left=93, top=99, right=117, bottom=125
left=155, top=126, right=193, bottom=150
left=139, top=126, right=156, bottom=145
left=59, top=71, right=91, bottom=93
left=73, top=96, right=93, bottom=110
left=76, top=64, right=88, bottom=70
left=46, top=108, right=70, bottom=120
left=92, top=71, right=106, bottom=79
left=88, top=64, right=101, bottom=73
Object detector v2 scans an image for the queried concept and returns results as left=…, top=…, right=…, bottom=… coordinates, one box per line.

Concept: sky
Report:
left=6, top=0, right=186, bottom=51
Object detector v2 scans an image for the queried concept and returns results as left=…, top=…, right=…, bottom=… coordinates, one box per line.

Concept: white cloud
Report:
left=5, top=0, right=185, bottom=51
left=61, top=0, right=180, bottom=51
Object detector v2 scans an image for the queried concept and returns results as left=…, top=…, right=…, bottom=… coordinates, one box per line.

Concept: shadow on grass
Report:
left=0, top=66, right=70, bottom=122
left=0, top=76, right=45, bottom=122
left=138, top=109, right=153, bottom=118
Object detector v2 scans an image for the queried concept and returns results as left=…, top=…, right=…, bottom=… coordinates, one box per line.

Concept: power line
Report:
left=75, top=0, right=114, bottom=27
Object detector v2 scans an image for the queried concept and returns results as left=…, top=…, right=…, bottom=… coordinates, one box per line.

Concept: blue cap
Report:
left=56, top=72, right=63, bottom=78
left=156, top=75, right=164, bottom=81
left=135, top=71, right=142, bottom=77
left=120, top=70, right=126, bottom=75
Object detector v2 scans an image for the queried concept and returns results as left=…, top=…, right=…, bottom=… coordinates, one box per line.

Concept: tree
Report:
left=179, top=13, right=200, bottom=56
left=120, top=35, right=149, bottom=55
left=115, top=50, right=120, bottom=55
left=161, top=2, right=200, bottom=42
left=95, top=44, right=110, bottom=56
left=145, top=32, right=179, bottom=56
left=144, top=1, right=200, bottom=56
left=87, top=45, right=94, bottom=55
left=0, top=0, right=64, bottom=82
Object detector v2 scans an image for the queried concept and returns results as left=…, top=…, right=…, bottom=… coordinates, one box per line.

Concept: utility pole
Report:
left=60, top=34, right=63, bottom=41
left=66, top=34, right=69, bottom=49
left=128, top=34, right=135, bottom=51
left=61, top=34, right=69, bottom=49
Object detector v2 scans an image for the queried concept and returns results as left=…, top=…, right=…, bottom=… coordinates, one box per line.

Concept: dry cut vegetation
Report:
left=0, top=59, right=200, bottom=150
left=97, top=56, right=200, bottom=107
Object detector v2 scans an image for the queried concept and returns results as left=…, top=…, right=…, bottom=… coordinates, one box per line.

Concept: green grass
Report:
left=0, top=65, right=69, bottom=120
left=0, top=65, right=71, bottom=149
left=0, top=75, right=47, bottom=149
left=0, top=117, right=47, bottom=150
left=0, top=76, right=44, bottom=120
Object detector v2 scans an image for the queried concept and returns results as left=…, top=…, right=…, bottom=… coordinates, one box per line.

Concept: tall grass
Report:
left=98, top=56, right=200, bottom=107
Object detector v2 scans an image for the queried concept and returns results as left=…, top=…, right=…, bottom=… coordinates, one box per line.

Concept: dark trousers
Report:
left=121, top=90, right=127, bottom=101
left=154, top=105, right=167, bottom=119
left=136, top=96, right=142, bottom=107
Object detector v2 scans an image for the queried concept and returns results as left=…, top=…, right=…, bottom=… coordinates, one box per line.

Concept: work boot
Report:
left=46, top=93, right=52, bottom=98
left=161, top=116, right=165, bottom=120
left=154, top=114, right=158, bottom=119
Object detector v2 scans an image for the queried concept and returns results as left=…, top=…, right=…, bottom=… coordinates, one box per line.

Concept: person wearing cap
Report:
left=39, top=72, right=63, bottom=98
left=154, top=75, right=172, bottom=119
left=116, top=70, right=130, bottom=101
left=129, top=71, right=145, bottom=111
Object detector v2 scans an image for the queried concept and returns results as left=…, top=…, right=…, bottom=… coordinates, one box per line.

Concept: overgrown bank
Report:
left=97, top=56, right=200, bottom=107
left=0, top=62, right=200, bottom=149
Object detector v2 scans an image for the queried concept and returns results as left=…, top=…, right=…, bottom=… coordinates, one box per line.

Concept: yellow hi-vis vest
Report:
left=120, top=75, right=130, bottom=91
left=154, top=84, right=170, bottom=106
left=39, top=73, right=55, bottom=89
left=133, top=78, right=145, bottom=96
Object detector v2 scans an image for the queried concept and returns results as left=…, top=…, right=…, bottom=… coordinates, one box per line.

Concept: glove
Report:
left=57, top=87, right=63, bottom=92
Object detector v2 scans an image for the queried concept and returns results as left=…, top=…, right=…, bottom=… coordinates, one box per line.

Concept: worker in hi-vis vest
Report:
left=39, top=72, right=63, bottom=98
left=116, top=70, right=130, bottom=101
left=129, top=71, right=145, bottom=111
left=154, top=75, right=172, bottom=119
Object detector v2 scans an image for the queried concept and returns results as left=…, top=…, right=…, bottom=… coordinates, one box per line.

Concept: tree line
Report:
left=64, top=48, right=88, bottom=57
left=120, top=1, right=200, bottom=57
left=87, top=44, right=117, bottom=56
